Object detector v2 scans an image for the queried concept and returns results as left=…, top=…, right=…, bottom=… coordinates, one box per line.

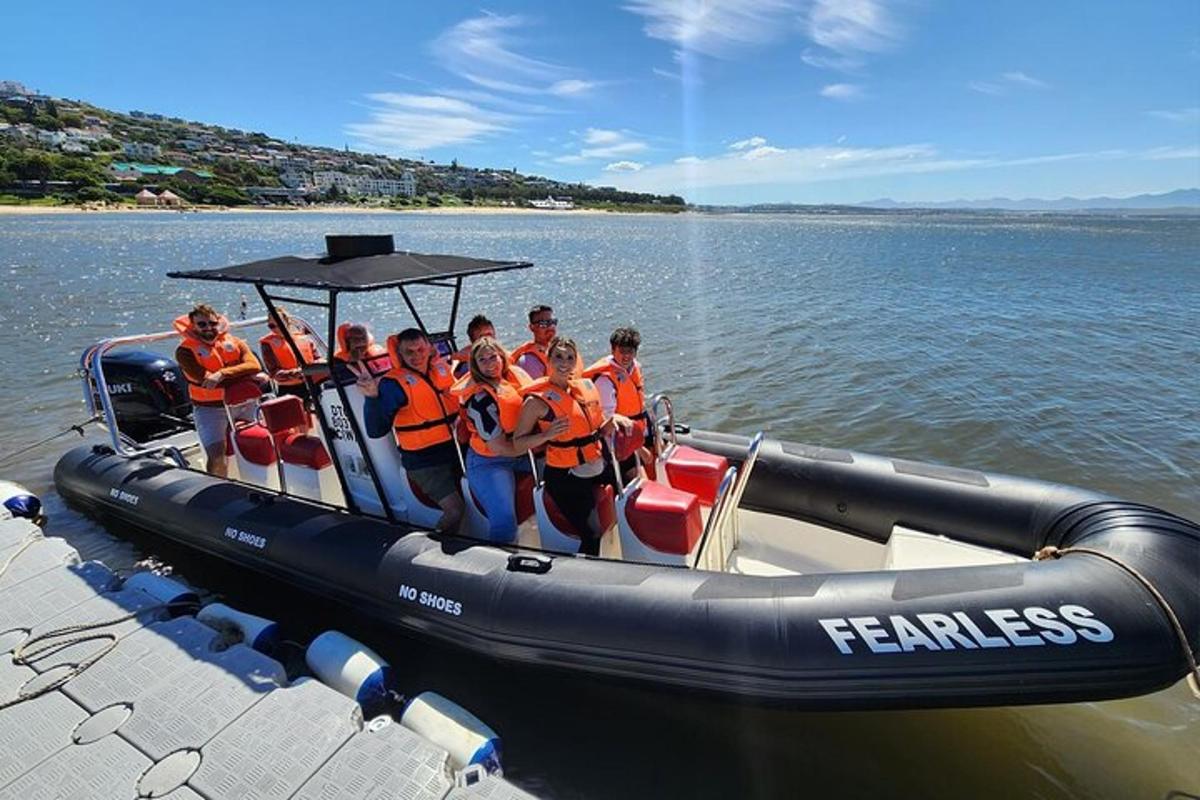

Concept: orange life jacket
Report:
left=333, top=322, right=388, bottom=363
left=510, top=342, right=549, bottom=376
left=451, top=366, right=531, bottom=456
left=525, top=377, right=604, bottom=469
left=173, top=314, right=246, bottom=404
left=259, top=332, right=319, bottom=385
left=384, top=336, right=460, bottom=452
left=583, top=357, right=648, bottom=459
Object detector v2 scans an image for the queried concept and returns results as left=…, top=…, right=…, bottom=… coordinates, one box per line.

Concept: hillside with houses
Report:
left=0, top=80, right=685, bottom=211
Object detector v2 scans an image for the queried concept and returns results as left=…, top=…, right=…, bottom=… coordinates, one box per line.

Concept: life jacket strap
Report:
left=393, top=413, right=458, bottom=433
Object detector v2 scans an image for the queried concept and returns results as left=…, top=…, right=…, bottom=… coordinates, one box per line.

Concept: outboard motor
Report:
left=95, top=350, right=193, bottom=443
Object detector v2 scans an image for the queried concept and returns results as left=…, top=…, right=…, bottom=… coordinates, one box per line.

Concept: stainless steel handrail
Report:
left=80, top=315, right=326, bottom=466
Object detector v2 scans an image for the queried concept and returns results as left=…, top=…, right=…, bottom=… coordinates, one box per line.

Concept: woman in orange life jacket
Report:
left=358, top=328, right=464, bottom=533
left=173, top=303, right=262, bottom=478
left=258, top=307, right=322, bottom=401
left=583, top=326, right=650, bottom=482
left=451, top=337, right=534, bottom=543
left=513, top=336, right=635, bottom=555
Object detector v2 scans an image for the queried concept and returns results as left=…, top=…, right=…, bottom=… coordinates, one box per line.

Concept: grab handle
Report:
left=507, top=553, right=552, bottom=574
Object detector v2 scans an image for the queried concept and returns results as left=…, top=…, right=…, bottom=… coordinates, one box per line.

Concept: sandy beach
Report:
left=0, top=203, right=681, bottom=216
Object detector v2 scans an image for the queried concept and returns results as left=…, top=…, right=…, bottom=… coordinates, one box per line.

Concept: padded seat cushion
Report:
left=223, top=379, right=262, bottom=406
left=663, top=445, right=729, bottom=505
left=542, top=484, right=615, bottom=539
left=261, top=395, right=308, bottom=434
left=234, top=423, right=277, bottom=466
left=280, top=433, right=332, bottom=469
left=625, top=480, right=702, bottom=555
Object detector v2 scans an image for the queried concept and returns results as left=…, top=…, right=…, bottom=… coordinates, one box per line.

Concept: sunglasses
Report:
left=531, top=319, right=558, bottom=328
left=194, top=320, right=219, bottom=329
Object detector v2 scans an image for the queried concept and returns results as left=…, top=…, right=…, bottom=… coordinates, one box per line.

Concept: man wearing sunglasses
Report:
left=173, top=303, right=261, bottom=477
left=510, top=305, right=559, bottom=379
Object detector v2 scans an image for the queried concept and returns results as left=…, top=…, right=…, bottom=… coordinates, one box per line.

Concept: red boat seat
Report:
left=663, top=445, right=729, bottom=505
left=223, top=379, right=263, bottom=407
left=261, top=394, right=309, bottom=437
left=279, top=433, right=331, bottom=469
left=623, top=480, right=702, bottom=555
left=234, top=423, right=277, bottom=466
left=542, top=484, right=615, bottom=539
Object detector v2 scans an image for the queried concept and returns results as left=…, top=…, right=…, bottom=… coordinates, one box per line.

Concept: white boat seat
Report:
left=658, top=445, right=729, bottom=505
left=261, top=395, right=344, bottom=505
left=615, top=478, right=703, bottom=566
left=884, top=525, right=1025, bottom=571
left=533, top=483, right=615, bottom=554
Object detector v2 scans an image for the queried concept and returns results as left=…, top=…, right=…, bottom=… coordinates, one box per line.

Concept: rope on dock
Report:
left=1034, top=545, right=1200, bottom=700
left=0, top=533, right=43, bottom=583
left=0, top=599, right=198, bottom=712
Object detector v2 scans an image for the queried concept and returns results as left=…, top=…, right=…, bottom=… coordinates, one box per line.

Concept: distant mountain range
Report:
left=856, top=189, right=1200, bottom=211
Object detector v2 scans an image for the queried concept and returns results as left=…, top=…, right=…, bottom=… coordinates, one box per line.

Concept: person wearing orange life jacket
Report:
left=173, top=303, right=262, bottom=477
left=258, top=307, right=322, bottom=400
left=452, top=314, right=498, bottom=378
left=513, top=336, right=634, bottom=555
left=332, top=322, right=389, bottom=371
left=451, top=337, right=534, bottom=543
left=584, top=327, right=651, bottom=481
left=510, top=305, right=558, bottom=379
left=359, top=328, right=464, bottom=532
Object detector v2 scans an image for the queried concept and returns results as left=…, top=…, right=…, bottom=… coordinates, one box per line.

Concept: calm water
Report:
left=0, top=210, right=1197, bottom=798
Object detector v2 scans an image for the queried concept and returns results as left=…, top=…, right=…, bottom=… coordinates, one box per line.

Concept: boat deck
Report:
left=0, top=516, right=535, bottom=800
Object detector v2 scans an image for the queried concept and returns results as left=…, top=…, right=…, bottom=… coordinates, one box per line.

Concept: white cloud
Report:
left=806, top=0, right=901, bottom=55
left=675, top=156, right=702, bottom=164
left=742, top=145, right=786, bottom=159
left=623, top=0, right=798, bottom=58
left=820, top=83, right=862, bottom=100
left=432, top=13, right=597, bottom=96
left=1141, top=145, right=1200, bottom=160
left=801, top=49, right=863, bottom=72
left=604, top=161, right=645, bottom=172
left=1002, top=71, right=1048, bottom=88
left=345, top=92, right=515, bottom=152
left=968, top=81, right=1005, bottom=96
left=730, top=136, right=768, bottom=150
left=554, top=128, right=650, bottom=163
left=1146, top=107, right=1200, bottom=123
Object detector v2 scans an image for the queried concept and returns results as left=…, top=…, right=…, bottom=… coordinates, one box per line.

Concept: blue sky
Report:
left=3, top=1, right=1198, bottom=204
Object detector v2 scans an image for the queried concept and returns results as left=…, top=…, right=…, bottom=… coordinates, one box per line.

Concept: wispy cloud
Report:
left=345, top=93, right=515, bottom=152
left=730, top=136, right=768, bottom=150
left=970, top=70, right=1050, bottom=95
left=1141, top=145, right=1200, bottom=160
left=346, top=13, right=597, bottom=154
left=1146, top=107, right=1200, bottom=123
left=595, top=141, right=1160, bottom=195
left=806, top=0, right=902, bottom=55
left=623, top=0, right=798, bottom=59
left=553, top=128, right=650, bottom=163
left=604, top=160, right=645, bottom=172
left=820, top=83, right=863, bottom=100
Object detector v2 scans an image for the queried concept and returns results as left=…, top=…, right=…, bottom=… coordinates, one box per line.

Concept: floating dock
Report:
left=0, top=516, right=535, bottom=800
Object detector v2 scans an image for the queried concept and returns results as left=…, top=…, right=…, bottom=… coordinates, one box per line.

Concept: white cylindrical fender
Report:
left=196, top=602, right=279, bottom=654
left=400, top=691, right=502, bottom=774
left=305, top=630, right=395, bottom=716
left=122, top=572, right=199, bottom=613
left=0, top=480, right=42, bottom=524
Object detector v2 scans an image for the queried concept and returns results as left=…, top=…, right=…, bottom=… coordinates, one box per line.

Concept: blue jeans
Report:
left=466, top=449, right=532, bottom=543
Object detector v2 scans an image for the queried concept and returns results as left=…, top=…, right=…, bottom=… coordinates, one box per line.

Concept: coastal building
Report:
left=108, top=162, right=215, bottom=182
left=312, top=170, right=412, bottom=198
left=135, top=188, right=157, bottom=206
left=529, top=195, right=575, bottom=210
left=157, top=189, right=183, bottom=206
left=123, top=141, right=162, bottom=160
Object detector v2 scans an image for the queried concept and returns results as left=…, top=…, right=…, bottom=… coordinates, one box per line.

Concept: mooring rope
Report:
left=1034, top=545, right=1200, bottom=700
left=0, top=599, right=198, bottom=712
left=0, top=534, right=42, bottom=583
left=0, top=416, right=98, bottom=467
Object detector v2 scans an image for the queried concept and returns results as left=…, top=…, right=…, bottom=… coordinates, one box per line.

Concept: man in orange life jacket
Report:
left=584, top=327, right=650, bottom=481
left=174, top=303, right=262, bottom=477
left=258, top=307, right=321, bottom=401
left=510, top=305, right=557, bottom=379
left=359, top=328, right=464, bottom=532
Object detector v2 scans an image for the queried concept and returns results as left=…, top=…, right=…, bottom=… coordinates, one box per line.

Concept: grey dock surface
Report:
left=0, top=517, right=536, bottom=800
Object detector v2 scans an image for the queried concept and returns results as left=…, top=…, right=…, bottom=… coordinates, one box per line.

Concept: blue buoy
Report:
left=0, top=480, right=42, bottom=524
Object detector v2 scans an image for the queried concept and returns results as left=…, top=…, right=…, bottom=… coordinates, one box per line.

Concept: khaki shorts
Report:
left=407, top=462, right=460, bottom=504
left=193, top=405, right=230, bottom=452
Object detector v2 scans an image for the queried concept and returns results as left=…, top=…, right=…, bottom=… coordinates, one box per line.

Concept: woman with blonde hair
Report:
left=451, top=337, right=533, bottom=542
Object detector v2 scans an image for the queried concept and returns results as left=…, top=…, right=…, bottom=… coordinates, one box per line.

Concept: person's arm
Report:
left=465, top=393, right=518, bottom=456
left=361, top=377, right=408, bottom=439
left=259, top=345, right=283, bottom=380
left=595, top=374, right=617, bottom=418
left=174, top=346, right=205, bottom=386
left=512, top=396, right=567, bottom=454
left=216, top=340, right=262, bottom=384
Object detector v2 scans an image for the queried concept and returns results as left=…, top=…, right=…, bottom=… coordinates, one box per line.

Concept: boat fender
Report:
left=122, top=572, right=199, bottom=615
left=0, top=481, right=43, bottom=525
left=305, top=630, right=395, bottom=717
left=400, top=691, right=502, bottom=775
left=196, top=602, right=279, bottom=654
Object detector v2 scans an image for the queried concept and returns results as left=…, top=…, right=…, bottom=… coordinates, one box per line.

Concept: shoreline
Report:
left=0, top=203, right=687, bottom=217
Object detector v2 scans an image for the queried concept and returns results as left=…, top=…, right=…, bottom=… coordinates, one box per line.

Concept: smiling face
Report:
left=345, top=326, right=369, bottom=359
left=548, top=342, right=577, bottom=379
left=612, top=344, right=637, bottom=371
left=474, top=345, right=503, bottom=379
left=529, top=309, right=557, bottom=346
left=191, top=313, right=221, bottom=342
left=398, top=335, right=431, bottom=371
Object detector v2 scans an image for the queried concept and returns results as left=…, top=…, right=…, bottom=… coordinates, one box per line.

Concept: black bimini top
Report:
left=168, top=235, right=532, bottom=292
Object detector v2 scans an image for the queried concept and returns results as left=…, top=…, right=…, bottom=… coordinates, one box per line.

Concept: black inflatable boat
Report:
left=53, top=235, right=1200, bottom=709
